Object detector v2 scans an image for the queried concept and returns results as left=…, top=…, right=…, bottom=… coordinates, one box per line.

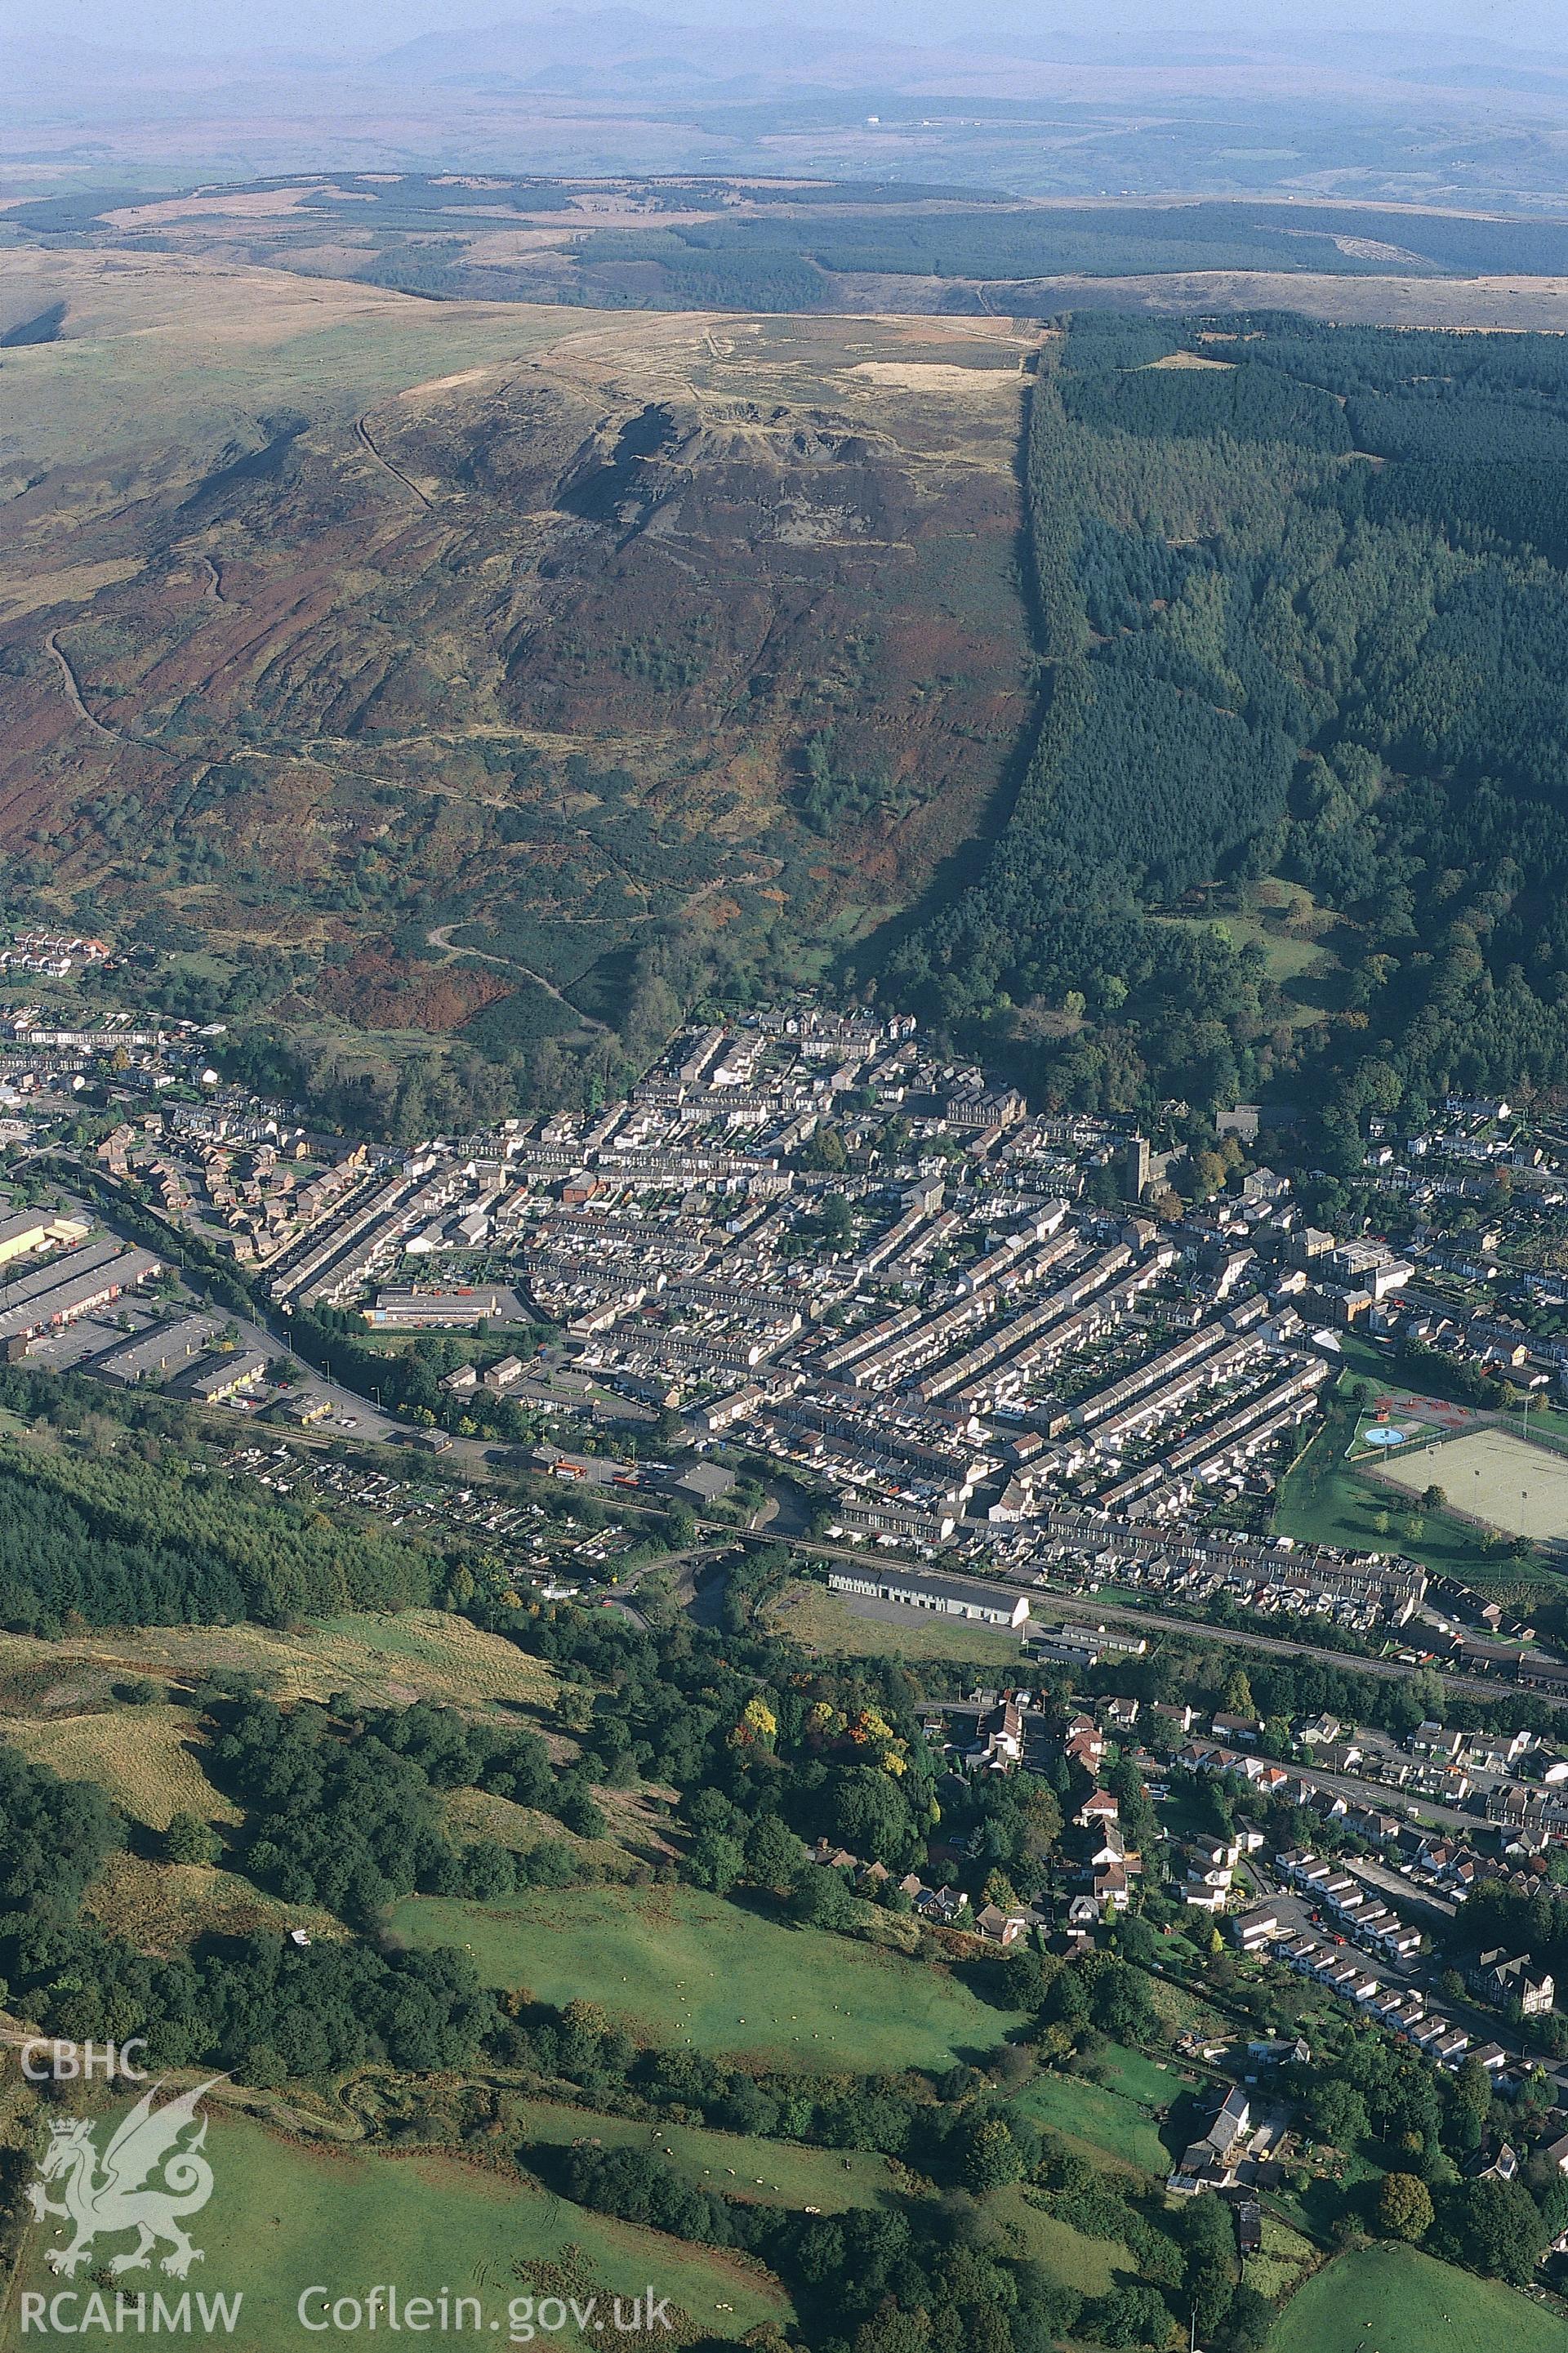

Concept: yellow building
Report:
left=0, top=1210, right=91, bottom=1271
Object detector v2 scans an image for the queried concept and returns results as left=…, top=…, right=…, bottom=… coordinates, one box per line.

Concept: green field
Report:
left=6, top=2110, right=788, bottom=2353
left=1080, top=2044, right=1190, bottom=2109
left=768, top=1578, right=1027, bottom=1667
left=1246, top=2215, right=1320, bottom=2307
left=1267, top=2243, right=1567, bottom=2353
left=510, top=2095, right=895, bottom=2212
left=1156, top=888, right=1347, bottom=1028
left=385, top=1884, right=1024, bottom=2071
left=982, top=2184, right=1132, bottom=2293
left=1161, top=907, right=1333, bottom=984
left=1005, top=2053, right=1175, bottom=2177
left=1272, top=1387, right=1510, bottom=1580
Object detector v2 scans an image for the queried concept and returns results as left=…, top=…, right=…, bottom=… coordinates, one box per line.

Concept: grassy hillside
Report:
left=4, top=2110, right=790, bottom=2351
left=1267, top=2243, right=1567, bottom=2353
left=1006, top=2054, right=1178, bottom=2177
left=0, top=1700, right=238, bottom=1831
left=0, top=1608, right=586, bottom=1954
left=385, top=1883, right=1025, bottom=2071
left=80, top=1848, right=345, bottom=1954
left=0, top=248, right=583, bottom=474
left=981, top=2185, right=1132, bottom=2295
left=506, top=2095, right=898, bottom=2213
left=0, top=1609, right=562, bottom=1716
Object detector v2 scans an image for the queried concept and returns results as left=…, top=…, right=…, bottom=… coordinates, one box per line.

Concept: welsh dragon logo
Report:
left=27, top=2079, right=221, bottom=2279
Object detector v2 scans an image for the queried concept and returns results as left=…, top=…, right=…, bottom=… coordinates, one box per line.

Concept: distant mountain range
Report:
left=6, top=2, right=1568, bottom=203
left=367, top=10, right=987, bottom=96
left=363, top=7, right=1568, bottom=97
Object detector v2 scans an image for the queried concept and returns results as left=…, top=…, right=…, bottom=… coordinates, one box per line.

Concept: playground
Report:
left=1344, top=1392, right=1458, bottom=1464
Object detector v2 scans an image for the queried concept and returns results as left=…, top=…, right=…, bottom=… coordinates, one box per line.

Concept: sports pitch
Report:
left=1379, top=1426, right=1568, bottom=1542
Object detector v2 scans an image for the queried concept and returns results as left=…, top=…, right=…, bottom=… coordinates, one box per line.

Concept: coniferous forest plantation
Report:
left=889, top=314, right=1568, bottom=1159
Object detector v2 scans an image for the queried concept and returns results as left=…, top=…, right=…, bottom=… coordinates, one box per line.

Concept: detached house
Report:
left=1471, top=1950, right=1555, bottom=2017
left=1093, top=1865, right=1131, bottom=1914
left=1170, top=2086, right=1251, bottom=2194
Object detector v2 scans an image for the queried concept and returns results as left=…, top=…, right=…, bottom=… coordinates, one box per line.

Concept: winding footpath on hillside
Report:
left=42, top=629, right=125, bottom=744
left=355, top=412, right=436, bottom=510
left=425, top=920, right=611, bottom=1035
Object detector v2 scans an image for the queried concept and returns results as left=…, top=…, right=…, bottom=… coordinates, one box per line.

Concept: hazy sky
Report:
left=16, top=0, right=1568, bottom=61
